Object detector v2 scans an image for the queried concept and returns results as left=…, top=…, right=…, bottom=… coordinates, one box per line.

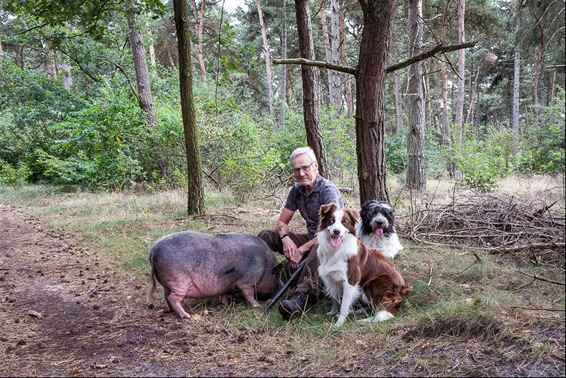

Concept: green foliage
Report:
left=0, top=61, right=82, bottom=179
left=198, top=107, right=283, bottom=198
left=0, top=160, right=32, bottom=186
left=520, top=89, right=566, bottom=175
left=453, top=139, right=500, bottom=192
left=39, top=82, right=152, bottom=189
left=385, top=131, right=407, bottom=175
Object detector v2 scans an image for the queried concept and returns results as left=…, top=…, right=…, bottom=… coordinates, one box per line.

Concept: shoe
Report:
left=279, top=291, right=311, bottom=320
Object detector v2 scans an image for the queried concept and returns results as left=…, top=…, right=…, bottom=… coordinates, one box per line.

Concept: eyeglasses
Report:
left=292, top=161, right=315, bottom=175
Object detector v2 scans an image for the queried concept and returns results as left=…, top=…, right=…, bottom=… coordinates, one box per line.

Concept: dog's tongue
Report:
left=374, top=228, right=384, bottom=237
left=331, top=236, right=342, bottom=247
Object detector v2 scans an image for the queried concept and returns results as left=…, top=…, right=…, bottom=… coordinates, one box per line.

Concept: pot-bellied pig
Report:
left=149, top=231, right=279, bottom=319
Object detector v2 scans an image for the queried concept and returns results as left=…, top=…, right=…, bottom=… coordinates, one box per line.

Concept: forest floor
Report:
left=0, top=179, right=565, bottom=376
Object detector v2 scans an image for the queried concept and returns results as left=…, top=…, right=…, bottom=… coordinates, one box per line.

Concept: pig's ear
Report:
left=271, top=263, right=283, bottom=274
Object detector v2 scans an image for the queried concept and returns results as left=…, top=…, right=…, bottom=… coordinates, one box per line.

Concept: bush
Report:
left=520, top=88, right=565, bottom=175
left=452, top=129, right=505, bottom=192
left=0, top=160, right=32, bottom=186
left=38, top=81, right=151, bottom=189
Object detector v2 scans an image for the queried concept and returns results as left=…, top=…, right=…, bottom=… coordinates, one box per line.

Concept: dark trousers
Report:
left=257, top=230, right=323, bottom=299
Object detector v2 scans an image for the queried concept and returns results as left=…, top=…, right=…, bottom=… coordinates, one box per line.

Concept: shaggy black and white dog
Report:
left=356, top=200, right=403, bottom=259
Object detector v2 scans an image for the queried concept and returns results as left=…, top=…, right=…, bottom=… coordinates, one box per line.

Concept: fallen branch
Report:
left=516, top=270, right=565, bottom=286
left=509, top=306, right=565, bottom=312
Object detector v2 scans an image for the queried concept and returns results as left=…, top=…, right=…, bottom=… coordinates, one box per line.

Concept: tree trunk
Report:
left=279, top=0, right=288, bottom=128
left=465, top=58, right=481, bottom=124
left=439, top=59, right=450, bottom=144
left=339, top=0, right=353, bottom=117
left=42, top=40, right=58, bottom=79
left=317, top=9, right=332, bottom=107
left=329, top=0, right=342, bottom=114
left=149, top=43, right=156, bottom=68
left=295, top=0, right=330, bottom=179
left=356, top=0, right=396, bottom=203
left=287, top=64, right=296, bottom=105
left=549, top=68, right=557, bottom=105
left=0, top=37, right=3, bottom=62
left=511, top=0, right=522, bottom=134
left=17, top=45, right=24, bottom=69
left=60, top=63, right=73, bottom=89
left=127, top=10, right=156, bottom=124
left=439, top=2, right=450, bottom=145
left=390, top=36, right=403, bottom=134
left=173, top=0, right=205, bottom=215
left=531, top=23, right=545, bottom=110
left=256, top=0, right=275, bottom=119
left=191, top=0, right=207, bottom=81
left=406, top=0, right=426, bottom=192
left=455, top=0, right=466, bottom=142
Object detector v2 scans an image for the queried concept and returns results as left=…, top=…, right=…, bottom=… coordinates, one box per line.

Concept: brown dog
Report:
left=316, top=203, right=411, bottom=328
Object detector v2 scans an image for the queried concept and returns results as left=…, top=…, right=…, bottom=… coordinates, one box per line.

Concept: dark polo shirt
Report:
left=284, top=175, right=344, bottom=237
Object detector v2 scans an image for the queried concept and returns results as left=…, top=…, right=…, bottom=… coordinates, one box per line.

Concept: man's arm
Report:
left=277, top=208, right=301, bottom=265
left=276, top=207, right=294, bottom=239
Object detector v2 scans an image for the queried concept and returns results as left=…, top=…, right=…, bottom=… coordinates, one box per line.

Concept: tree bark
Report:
left=173, top=0, right=205, bottom=215
left=149, top=43, right=156, bottom=68
left=279, top=0, right=288, bottom=128
left=339, top=0, right=353, bottom=117
left=549, top=68, right=557, bottom=105
left=17, top=45, right=24, bottom=69
left=317, top=9, right=332, bottom=107
left=390, top=36, right=403, bottom=134
left=455, top=0, right=466, bottom=142
left=511, top=0, right=522, bottom=134
left=191, top=0, right=207, bottom=80
left=356, top=0, right=396, bottom=203
left=329, top=0, right=342, bottom=113
left=465, top=57, right=482, bottom=125
left=531, top=23, right=545, bottom=109
left=0, top=37, right=3, bottom=62
left=295, top=0, right=330, bottom=179
left=256, top=0, right=275, bottom=119
left=406, top=0, right=426, bottom=192
left=438, top=1, right=450, bottom=145
left=60, top=63, right=73, bottom=89
left=127, top=9, right=156, bottom=124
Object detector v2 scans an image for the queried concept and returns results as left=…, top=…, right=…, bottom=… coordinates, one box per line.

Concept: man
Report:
left=258, top=146, right=344, bottom=320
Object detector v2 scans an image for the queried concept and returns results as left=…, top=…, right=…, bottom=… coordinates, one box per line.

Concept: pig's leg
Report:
left=163, top=287, right=173, bottom=313
left=236, top=282, right=260, bottom=308
left=219, top=294, right=230, bottom=306
left=167, top=289, right=191, bottom=319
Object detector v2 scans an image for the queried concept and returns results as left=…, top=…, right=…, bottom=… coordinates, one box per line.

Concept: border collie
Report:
left=356, top=200, right=403, bottom=259
left=316, top=203, right=411, bottom=329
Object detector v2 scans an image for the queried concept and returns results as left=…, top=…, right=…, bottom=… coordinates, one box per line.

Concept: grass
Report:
left=0, top=176, right=564, bottom=375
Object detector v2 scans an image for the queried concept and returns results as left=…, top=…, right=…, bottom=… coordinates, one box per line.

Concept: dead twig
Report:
left=516, top=270, right=565, bottom=286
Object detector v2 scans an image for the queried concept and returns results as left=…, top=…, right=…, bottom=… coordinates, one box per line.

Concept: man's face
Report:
left=291, top=153, right=318, bottom=187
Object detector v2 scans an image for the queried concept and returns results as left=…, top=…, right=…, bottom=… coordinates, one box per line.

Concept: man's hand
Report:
left=282, top=236, right=298, bottom=262
left=289, top=244, right=310, bottom=269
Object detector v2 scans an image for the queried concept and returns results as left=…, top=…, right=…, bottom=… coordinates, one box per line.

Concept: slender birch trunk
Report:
left=406, top=0, right=426, bottom=192
left=339, top=0, right=353, bottom=117
left=295, top=0, right=330, bottom=179
left=329, top=0, right=342, bottom=114
left=127, top=9, right=156, bottom=124
left=256, top=0, right=275, bottom=119
left=511, top=0, right=522, bottom=134
left=455, top=0, right=466, bottom=142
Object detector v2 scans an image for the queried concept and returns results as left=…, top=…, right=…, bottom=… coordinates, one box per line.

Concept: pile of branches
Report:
left=401, top=193, right=565, bottom=264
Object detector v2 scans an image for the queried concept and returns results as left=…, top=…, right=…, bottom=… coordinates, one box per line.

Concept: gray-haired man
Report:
left=258, top=147, right=344, bottom=320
